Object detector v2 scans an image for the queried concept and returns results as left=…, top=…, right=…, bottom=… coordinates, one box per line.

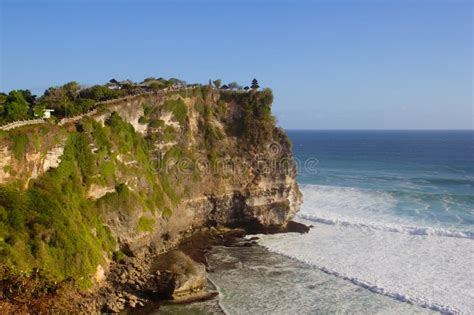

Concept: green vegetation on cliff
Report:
left=0, top=77, right=188, bottom=124
left=221, top=88, right=275, bottom=147
left=0, top=81, right=292, bottom=296
left=0, top=111, right=184, bottom=286
left=0, top=90, right=35, bottom=124
left=137, top=216, right=156, bottom=232
left=0, top=132, right=116, bottom=286
left=162, top=99, right=187, bottom=125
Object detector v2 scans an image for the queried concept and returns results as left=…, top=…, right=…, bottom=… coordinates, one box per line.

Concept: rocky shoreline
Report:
left=80, top=221, right=310, bottom=313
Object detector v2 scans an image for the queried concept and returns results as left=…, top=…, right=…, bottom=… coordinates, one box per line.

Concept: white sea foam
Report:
left=299, top=213, right=474, bottom=239
left=207, top=277, right=231, bottom=315
left=255, top=185, right=474, bottom=314
left=298, top=184, right=474, bottom=236
left=207, top=245, right=432, bottom=315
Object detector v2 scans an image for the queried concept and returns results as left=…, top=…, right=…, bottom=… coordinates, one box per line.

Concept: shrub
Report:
left=90, top=120, right=111, bottom=153
left=78, top=85, right=125, bottom=102
left=11, top=133, right=29, bottom=160
left=105, top=112, right=136, bottom=153
left=149, top=119, right=165, bottom=128
left=112, top=250, right=126, bottom=262
left=162, top=125, right=176, bottom=141
left=162, top=99, right=187, bottom=125
left=143, top=104, right=157, bottom=116
left=137, top=216, right=155, bottom=232
left=68, top=133, right=95, bottom=185
left=213, top=79, right=222, bottom=89
left=149, top=81, right=165, bottom=90
left=138, top=116, right=147, bottom=124
left=162, top=207, right=172, bottom=218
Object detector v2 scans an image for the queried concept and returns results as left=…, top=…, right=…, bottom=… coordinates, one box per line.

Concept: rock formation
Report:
left=0, top=87, right=302, bottom=311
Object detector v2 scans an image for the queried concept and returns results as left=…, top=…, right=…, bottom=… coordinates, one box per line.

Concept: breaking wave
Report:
left=256, top=241, right=461, bottom=314
left=255, top=183, right=474, bottom=314
left=298, top=213, right=474, bottom=240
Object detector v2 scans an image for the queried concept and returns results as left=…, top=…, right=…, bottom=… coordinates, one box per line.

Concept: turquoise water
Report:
left=293, top=130, right=474, bottom=232
left=257, top=130, right=474, bottom=314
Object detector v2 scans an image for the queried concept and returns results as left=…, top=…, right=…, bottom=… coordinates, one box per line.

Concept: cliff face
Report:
left=0, top=88, right=301, bottom=286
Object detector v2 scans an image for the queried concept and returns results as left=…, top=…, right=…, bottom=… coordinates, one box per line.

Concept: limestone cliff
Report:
left=0, top=87, right=301, bottom=289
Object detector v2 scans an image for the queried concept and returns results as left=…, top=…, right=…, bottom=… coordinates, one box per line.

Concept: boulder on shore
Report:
left=153, top=250, right=208, bottom=300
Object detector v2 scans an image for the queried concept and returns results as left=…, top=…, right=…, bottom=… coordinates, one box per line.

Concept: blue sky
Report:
left=1, top=0, right=472, bottom=129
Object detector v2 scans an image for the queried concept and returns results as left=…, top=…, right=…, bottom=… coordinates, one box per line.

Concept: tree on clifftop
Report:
left=251, top=79, right=259, bottom=90
left=17, top=89, right=37, bottom=105
left=213, top=79, right=222, bottom=89
left=4, top=91, right=30, bottom=121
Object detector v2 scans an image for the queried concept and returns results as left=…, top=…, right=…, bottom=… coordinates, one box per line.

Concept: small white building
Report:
left=107, top=83, right=121, bottom=90
left=43, top=109, right=54, bottom=119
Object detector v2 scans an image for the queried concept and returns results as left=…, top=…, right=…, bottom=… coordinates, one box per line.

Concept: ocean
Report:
left=160, top=130, right=474, bottom=315
left=256, top=130, right=474, bottom=314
